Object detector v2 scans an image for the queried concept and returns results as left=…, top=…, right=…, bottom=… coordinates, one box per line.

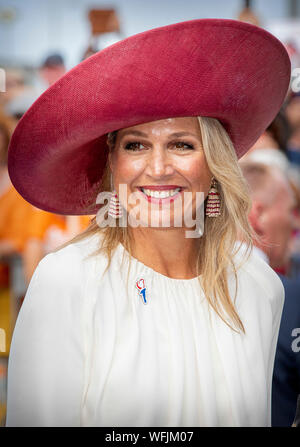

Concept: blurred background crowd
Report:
left=0, top=0, right=300, bottom=427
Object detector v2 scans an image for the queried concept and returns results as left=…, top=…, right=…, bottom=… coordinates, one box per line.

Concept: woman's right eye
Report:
left=124, top=142, right=145, bottom=151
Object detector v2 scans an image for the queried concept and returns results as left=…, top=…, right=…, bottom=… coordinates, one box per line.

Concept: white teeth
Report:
left=141, top=188, right=181, bottom=198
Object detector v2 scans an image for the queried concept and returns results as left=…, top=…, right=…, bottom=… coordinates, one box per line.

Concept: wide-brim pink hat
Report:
left=8, top=18, right=291, bottom=215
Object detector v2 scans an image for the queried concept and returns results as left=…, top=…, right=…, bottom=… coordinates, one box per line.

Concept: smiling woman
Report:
left=6, top=19, right=290, bottom=427
left=86, top=115, right=254, bottom=334
left=109, top=117, right=212, bottom=230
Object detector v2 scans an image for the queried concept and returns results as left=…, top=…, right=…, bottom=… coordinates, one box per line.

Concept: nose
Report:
left=144, top=146, right=175, bottom=178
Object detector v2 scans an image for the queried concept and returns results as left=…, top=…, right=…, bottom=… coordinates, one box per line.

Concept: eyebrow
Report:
left=118, top=130, right=200, bottom=139
left=118, top=130, right=148, bottom=138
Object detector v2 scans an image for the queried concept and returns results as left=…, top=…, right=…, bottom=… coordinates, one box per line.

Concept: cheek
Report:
left=275, top=206, right=292, bottom=230
left=112, top=153, right=145, bottom=185
left=267, top=210, right=289, bottom=239
left=179, top=157, right=211, bottom=194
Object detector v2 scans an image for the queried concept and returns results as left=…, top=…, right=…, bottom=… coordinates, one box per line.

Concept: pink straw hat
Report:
left=8, top=18, right=291, bottom=215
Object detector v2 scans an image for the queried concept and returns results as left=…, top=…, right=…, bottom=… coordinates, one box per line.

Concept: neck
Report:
left=129, top=226, right=201, bottom=279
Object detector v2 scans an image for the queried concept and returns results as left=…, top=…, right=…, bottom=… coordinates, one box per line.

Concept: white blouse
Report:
left=6, top=233, right=284, bottom=427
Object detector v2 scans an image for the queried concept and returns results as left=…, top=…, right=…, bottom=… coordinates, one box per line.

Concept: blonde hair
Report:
left=54, top=116, right=255, bottom=333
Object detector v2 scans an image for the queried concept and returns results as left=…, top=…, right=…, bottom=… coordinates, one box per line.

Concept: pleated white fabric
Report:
left=6, top=233, right=284, bottom=427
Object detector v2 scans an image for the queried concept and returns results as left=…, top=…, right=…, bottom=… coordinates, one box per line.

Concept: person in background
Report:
left=239, top=161, right=296, bottom=271
left=1, top=66, right=92, bottom=282
left=0, top=112, right=27, bottom=261
left=285, top=93, right=300, bottom=168
left=1, top=68, right=39, bottom=121
left=0, top=112, right=18, bottom=361
left=38, top=53, right=66, bottom=88
left=241, top=110, right=300, bottom=276
left=0, top=69, right=26, bottom=114
left=239, top=160, right=300, bottom=426
left=0, top=111, right=91, bottom=285
left=240, top=110, right=292, bottom=176
left=25, top=211, right=92, bottom=267
left=288, top=181, right=300, bottom=278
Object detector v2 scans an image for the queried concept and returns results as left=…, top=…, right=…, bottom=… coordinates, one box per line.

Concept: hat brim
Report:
left=8, top=18, right=291, bottom=215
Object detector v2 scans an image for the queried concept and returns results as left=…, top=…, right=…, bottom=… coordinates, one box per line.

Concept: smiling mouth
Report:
left=138, top=186, right=183, bottom=199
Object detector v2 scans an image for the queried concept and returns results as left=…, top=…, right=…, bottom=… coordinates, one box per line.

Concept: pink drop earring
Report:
left=108, top=175, right=123, bottom=219
left=205, top=177, right=221, bottom=217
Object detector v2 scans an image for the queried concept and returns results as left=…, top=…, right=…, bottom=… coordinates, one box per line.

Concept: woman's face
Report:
left=109, top=117, right=213, bottom=230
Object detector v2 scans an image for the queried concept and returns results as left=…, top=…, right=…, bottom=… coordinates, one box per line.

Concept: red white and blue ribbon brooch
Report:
left=135, top=278, right=148, bottom=305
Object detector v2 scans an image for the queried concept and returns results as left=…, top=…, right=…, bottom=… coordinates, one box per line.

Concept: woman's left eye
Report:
left=173, top=141, right=194, bottom=150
